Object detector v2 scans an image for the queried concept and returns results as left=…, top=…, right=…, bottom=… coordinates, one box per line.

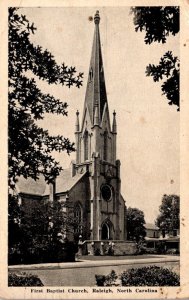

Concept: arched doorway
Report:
left=101, top=223, right=110, bottom=240
left=101, top=219, right=114, bottom=240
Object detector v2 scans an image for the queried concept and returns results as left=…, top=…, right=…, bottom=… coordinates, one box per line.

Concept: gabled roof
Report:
left=16, top=169, right=87, bottom=197
left=55, top=169, right=86, bottom=194
left=145, top=223, right=159, bottom=230
left=16, top=175, right=46, bottom=196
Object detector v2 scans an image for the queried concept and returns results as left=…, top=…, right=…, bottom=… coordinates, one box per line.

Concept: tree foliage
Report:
left=156, top=194, right=180, bottom=234
left=8, top=193, right=79, bottom=263
left=131, top=6, right=179, bottom=110
left=146, top=51, right=179, bottom=109
left=9, top=8, right=83, bottom=189
left=126, top=207, right=146, bottom=242
left=8, top=193, right=78, bottom=248
left=131, top=6, right=179, bottom=44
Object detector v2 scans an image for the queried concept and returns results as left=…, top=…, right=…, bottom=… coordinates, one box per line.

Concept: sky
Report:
left=20, top=7, right=180, bottom=223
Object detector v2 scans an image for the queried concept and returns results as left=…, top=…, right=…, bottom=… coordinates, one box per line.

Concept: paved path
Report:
left=9, top=255, right=179, bottom=286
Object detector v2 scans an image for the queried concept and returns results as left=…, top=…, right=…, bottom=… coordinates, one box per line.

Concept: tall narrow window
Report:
left=84, top=130, right=89, bottom=160
left=89, top=67, right=93, bottom=81
left=104, top=130, right=108, bottom=161
left=74, top=203, right=82, bottom=234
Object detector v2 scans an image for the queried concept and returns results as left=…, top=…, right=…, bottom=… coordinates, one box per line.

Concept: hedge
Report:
left=95, top=266, right=180, bottom=286
left=8, top=272, right=44, bottom=286
left=121, top=266, right=179, bottom=286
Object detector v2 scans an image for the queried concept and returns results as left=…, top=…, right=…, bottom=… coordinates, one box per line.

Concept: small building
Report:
left=144, top=223, right=179, bottom=253
left=145, top=223, right=160, bottom=239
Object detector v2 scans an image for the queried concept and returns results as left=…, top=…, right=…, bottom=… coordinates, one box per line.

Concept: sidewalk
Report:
left=8, top=255, right=179, bottom=286
left=9, top=255, right=179, bottom=270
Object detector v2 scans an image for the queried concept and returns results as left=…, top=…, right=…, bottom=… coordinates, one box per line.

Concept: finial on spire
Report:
left=94, top=10, right=100, bottom=25
left=75, top=110, right=80, bottom=132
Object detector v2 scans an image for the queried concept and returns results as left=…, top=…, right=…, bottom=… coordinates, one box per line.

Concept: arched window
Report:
left=84, top=130, right=89, bottom=161
left=74, top=203, right=82, bottom=223
left=104, top=130, right=108, bottom=161
left=74, top=203, right=82, bottom=234
left=89, top=67, right=93, bottom=81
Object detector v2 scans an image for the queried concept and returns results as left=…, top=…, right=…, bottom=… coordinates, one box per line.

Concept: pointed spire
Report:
left=75, top=110, right=80, bottom=132
left=82, top=10, right=109, bottom=127
left=112, top=110, right=117, bottom=133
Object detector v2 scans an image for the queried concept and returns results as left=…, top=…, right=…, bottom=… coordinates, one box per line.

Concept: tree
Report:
left=127, top=207, right=146, bottom=242
left=9, top=8, right=83, bottom=189
left=146, top=51, right=179, bottom=108
left=8, top=194, right=22, bottom=249
left=8, top=193, right=80, bottom=263
left=156, top=194, right=180, bottom=234
left=8, top=193, right=80, bottom=248
left=131, top=6, right=179, bottom=110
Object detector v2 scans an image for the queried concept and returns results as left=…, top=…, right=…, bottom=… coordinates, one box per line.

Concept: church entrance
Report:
left=101, top=223, right=110, bottom=240
left=101, top=220, right=114, bottom=240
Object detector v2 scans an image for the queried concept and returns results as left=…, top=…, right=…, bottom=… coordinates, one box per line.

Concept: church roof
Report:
left=16, top=175, right=47, bottom=196
left=55, top=169, right=86, bottom=194
left=83, top=10, right=109, bottom=126
left=16, top=169, right=86, bottom=196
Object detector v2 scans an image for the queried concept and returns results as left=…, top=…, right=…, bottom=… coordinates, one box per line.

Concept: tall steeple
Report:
left=83, top=10, right=108, bottom=126
left=76, top=11, right=116, bottom=165
left=70, top=11, right=125, bottom=243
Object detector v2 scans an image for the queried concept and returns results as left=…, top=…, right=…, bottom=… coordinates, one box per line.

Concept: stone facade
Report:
left=82, top=240, right=137, bottom=256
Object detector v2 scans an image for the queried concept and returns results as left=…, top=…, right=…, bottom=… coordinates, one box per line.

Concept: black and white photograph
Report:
left=0, top=0, right=189, bottom=299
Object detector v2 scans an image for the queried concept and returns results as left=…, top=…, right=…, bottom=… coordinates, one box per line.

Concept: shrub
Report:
left=94, top=248, right=101, bottom=256
left=95, top=266, right=180, bottom=286
left=121, top=266, right=180, bottom=286
left=8, top=240, right=77, bottom=265
left=8, top=247, right=22, bottom=265
left=136, top=242, right=147, bottom=254
left=156, top=241, right=167, bottom=254
left=107, top=246, right=114, bottom=256
left=95, top=275, right=106, bottom=286
left=166, top=248, right=179, bottom=255
left=95, top=270, right=119, bottom=286
left=145, top=248, right=158, bottom=254
left=8, top=272, right=44, bottom=286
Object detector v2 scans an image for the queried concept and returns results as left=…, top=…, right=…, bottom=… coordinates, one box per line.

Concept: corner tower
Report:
left=74, top=11, right=125, bottom=241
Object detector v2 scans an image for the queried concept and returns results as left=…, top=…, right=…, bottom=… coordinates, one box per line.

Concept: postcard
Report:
left=0, top=0, right=189, bottom=299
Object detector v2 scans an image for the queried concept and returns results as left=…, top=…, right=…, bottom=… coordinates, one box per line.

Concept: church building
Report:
left=16, top=11, right=128, bottom=244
